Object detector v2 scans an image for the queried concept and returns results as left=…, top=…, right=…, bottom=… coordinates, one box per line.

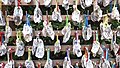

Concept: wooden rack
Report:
left=0, top=0, right=120, bottom=67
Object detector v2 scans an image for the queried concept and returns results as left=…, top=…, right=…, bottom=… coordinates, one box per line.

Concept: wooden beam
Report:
left=2, top=30, right=117, bottom=36
left=2, top=30, right=95, bottom=36
left=5, top=30, right=82, bottom=36
left=1, top=58, right=115, bottom=67
left=7, top=44, right=111, bottom=52
left=5, top=13, right=111, bottom=22
left=6, top=15, right=87, bottom=21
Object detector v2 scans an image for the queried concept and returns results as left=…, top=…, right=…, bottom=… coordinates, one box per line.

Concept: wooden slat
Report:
left=2, top=0, right=79, bottom=5
left=2, top=30, right=117, bottom=36
left=2, top=30, right=100, bottom=36
left=7, top=44, right=111, bottom=52
left=1, top=59, right=115, bottom=67
left=7, top=13, right=111, bottom=21
left=7, top=15, right=86, bottom=21
left=2, top=30, right=82, bottom=36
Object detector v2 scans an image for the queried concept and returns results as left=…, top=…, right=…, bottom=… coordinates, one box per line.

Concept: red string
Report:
left=75, top=31, right=77, bottom=40
left=1, top=63, right=5, bottom=68
left=93, top=31, right=96, bottom=42
left=104, top=49, right=106, bottom=59
left=0, top=32, right=4, bottom=45
left=20, top=63, right=22, bottom=68
left=10, top=49, right=13, bottom=60
left=18, top=0, right=21, bottom=9
left=0, top=32, right=2, bottom=45
left=38, top=63, right=41, bottom=68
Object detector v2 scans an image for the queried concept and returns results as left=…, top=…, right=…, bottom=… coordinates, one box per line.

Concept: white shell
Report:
left=22, top=24, right=33, bottom=42
left=15, top=39, right=24, bottom=57
left=100, top=23, right=113, bottom=40
left=86, top=60, right=93, bottom=68
left=111, top=7, right=120, bottom=21
left=100, top=59, right=111, bottom=68
left=32, top=38, right=44, bottom=58
left=112, top=42, right=119, bottom=55
left=91, top=41, right=100, bottom=57
left=63, top=56, right=73, bottom=68
left=85, top=0, right=92, bottom=7
left=25, top=60, right=35, bottom=68
left=0, top=10, right=6, bottom=26
left=73, top=38, right=82, bottom=57
left=2, top=0, right=14, bottom=5
left=42, top=21, right=55, bottom=40
left=62, top=22, right=71, bottom=43
left=44, top=59, right=53, bottom=68
left=54, top=39, right=61, bottom=54
left=0, top=43, right=7, bottom=56
left=5, top=26, right=12, bottom=43
left=63, top=0, right=68, bottom=5
left=103, top=0, right=110, bottom=7
left=43, top=0, right=51, bottom=7
left=91, top=5, right=102, bottom=22
left=24, top=0, right=31, bottom=3
left=52, top=9, right=62, bottom=22
left=46, top=23, right=55, bottom=40
left=34, top=7, right=42, bottom=23
left=72, top=10, right=80, bottom=22
left=82, top=25, right=92, bottom=40
left=62, top=0, right=69, bottom=10
left=13, top=6, right=23, bottom=25
left=5, top=60, right=14, bottom=68
left=80, top=0, right=85, bottom=9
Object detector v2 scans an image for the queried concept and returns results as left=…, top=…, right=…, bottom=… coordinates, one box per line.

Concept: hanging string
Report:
left=113, top=0, right=117, bottom=8
left=66, top=48, right=69, bottom=61
left=0, top=0, right=2, bottom=10
left=16, top=29, right=19, bottom=40
left=56, top=0, right=59, bottom=11
left=110, top=0, right=112, bottom=13
left=18, top=30, right=22, bottom=40
left=96, top=31, right=99, bottom=41
left=26, top=11, right=30, bottom=26
left=66, top=15, right=68, bottom=26
left=6, top=16, right=9, bottom=29
left=46, top=11, right=49, bottom=25
left=75, top=0, right=78, bottom=10
left=10, top=49, right=13, bottom=60
left=103, top=48, right=106, bottom=59
left=18, top=0, right=21, bottom=9
left=38, top=63, right=41, bottom=68
left=7, top=51, right=10, bottom=63
left=0, top=33, right=2, bottom=45
left=75, top=31, right=78, bottom=40
left=85, top=15, right=88, bottom=28
left=28, top=48, right=31, bottom=61
left=106, top=48, right=109, bottom=60
left=112, top=62, right=116, bottom=68
left=56, top=34, right=59, bottom=42
left=93, top=31, right=96, bottom=42
left=35, top=0, right=39, bottom=8
left=47, top=48, right=50, bottom=61
left=84, top=47, right=88, bottom=62
left=1, top=33, right=4, bottom=44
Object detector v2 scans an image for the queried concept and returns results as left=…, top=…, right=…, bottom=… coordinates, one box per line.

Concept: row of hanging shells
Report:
left=0, top=0, right=119, bottom=26
left=0, top=47, right=119, bottom=68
